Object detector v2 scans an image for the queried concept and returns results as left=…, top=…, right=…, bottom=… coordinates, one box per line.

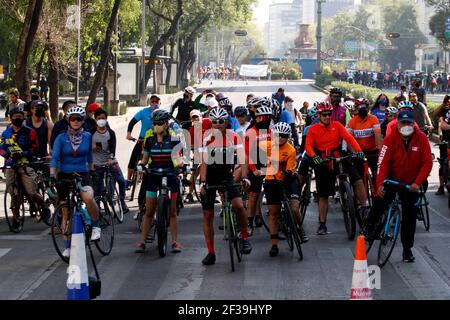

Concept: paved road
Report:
left=1, top=80, right=450, bottom=300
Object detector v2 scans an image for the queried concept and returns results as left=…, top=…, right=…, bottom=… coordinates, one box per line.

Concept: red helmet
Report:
left=354, top=98, right=369, bottom=109
left=316, top=101, right=333, bottom=114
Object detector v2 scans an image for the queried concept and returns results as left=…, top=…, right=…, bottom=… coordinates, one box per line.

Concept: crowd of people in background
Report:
left=196, top=65, right=240, bottom=82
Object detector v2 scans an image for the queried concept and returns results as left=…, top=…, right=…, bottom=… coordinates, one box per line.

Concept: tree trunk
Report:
left=15, top=0, right=44, bottom=101
left=87, top=0, right=121, bottom=106
left=35, top=47, right=47, bottom=85
left=46, top=39, right=59, bottom=122
left=165, top=38, right=175, bottom=85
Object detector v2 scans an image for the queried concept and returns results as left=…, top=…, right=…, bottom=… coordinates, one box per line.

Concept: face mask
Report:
left=35, top=109, right=44, bottom=117
left=255, top=119, right=271, bottom=130
left=151, top=103, right=159, bottom=110
left=153, top=124, right=166, bottom=134
left=96, top=119, right=107, bottom=128
left=379, top=100, right=387, bottom=106
left=31, top=95, right=39, bottom=101
left=12, top=118, right=24, bottom=127
left=358, top=108, right=369, bottom=118
left=399, top=125, right=414, bottom=137
left=331, top=97, right=341, bottom=105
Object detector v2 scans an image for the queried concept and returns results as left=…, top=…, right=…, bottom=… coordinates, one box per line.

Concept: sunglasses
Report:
left=212, top=119, right=226, bottom=125
left=153, top=121, right=166, bottom=126
left=321, top=113, right=332, bottom=117
left=69, top=117, right=84, bottom=122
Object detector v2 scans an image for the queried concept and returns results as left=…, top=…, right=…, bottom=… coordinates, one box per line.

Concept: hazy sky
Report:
left=253, top=0, right=290, bottom=26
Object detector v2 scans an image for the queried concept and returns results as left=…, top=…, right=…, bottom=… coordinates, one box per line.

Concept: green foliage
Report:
left=429, top=10, right=450, bottom=50
left=328, top=81, right=383, bottom=104
left=270, top=60, right=301, bottom=80
left=314, top=73, right=335, bottom=88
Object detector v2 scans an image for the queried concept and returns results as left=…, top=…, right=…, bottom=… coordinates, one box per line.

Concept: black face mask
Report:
left=358, top=108, right=369, bottom=118
left=331, top=97, right=341, bottom=105
left=31, top=95, right=40, bottom=101
left=183, top=94, right=189, bottom=101
left=255, top=119, right=271, bottom=130
left=12, top=118, right=23, bottom=127
left=35, top=109, right=44, bottom=117
left=249, top=110, right=256, bottom=120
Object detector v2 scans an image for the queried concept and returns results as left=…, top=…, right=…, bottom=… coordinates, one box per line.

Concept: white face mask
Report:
left=285, top=102, right=293, bottom=110
left=96, top=119, right=107, bottom=128
left=399, top=125, right=414, bottom=137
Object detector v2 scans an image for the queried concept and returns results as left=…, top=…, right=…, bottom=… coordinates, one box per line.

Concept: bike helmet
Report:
left=329, top=87, right=343, bottom=96
left=184, top=86, right=196, bottom=95
left=386, top=106, right=398, bottom=116
left=271, top=122, right=291, bottom=136
left=255, top=105, right=273, bottom=117
left=316, top=101, right=333, bottom=114
left=218, top=97, right=233, bottom=108
left=398, top=101, right=413, bottom=110
left=247, top=96, right=271, bottom=108
left=343, top=100, right=355, bottom=112
left=271, top=98, right=282, bottom=120
left=354, top=98, right=369, bottom=109
left=152, top=109, right=171, bottom=122
left=209, top=107, right=229, bottom=120
left=307, top=106, right=318, bottom=119
left=234, top=106, right=248, bottom=117
left=67, top=105, right=86, bottom=117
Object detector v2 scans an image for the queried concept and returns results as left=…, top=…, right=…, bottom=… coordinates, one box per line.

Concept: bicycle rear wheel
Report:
left=51, top=203, right=73, bottom=263
left=285, top=201, right=303, bottom=260
left=420, top=194, right=430, bottom=231
left=231, top=210, right=242, bottom=263
left=339, top=181, right=356, bottom=240
left=257, top=190, right=270, bottom=233
left=299, top=176, right=311, bottom=226
left=4, top=184, right=25, bottom=233
left=109, top=183, right=123, bottom=224
left=280, top=205, right=294, bottom=251
left=156, top=195, right=169, bottom=257
left=225, top=206, right=236, bottom=272
left=94, top=197, right=115, bottom=256
left=377, top=206, right=401, bottom=268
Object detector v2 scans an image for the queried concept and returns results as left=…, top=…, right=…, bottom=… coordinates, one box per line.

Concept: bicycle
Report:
left=93, top=165, right=124, bottom=224
left=263, top=180, right=303, bottom=260
left=415, top=187, right=430, bottom=231
left=435, top=141, right=450, bottom=209
left=205, top=182, right=243, bottom=272
left=49, top=175, right=114, bottom=263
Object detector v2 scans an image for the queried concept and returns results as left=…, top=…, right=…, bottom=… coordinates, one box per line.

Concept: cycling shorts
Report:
left=201, top=177, right=241, bottom=210
left=297, top=157, right=311, bottom=177
left=56, top=172, right=92, bottom=201
left=128, top=140, right=144, bottom=170
left=145, top=174, right=179, bottom=199
left=263, top=178, right=300, bottom=205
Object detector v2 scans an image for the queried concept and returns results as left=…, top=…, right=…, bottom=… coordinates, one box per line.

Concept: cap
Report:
left=150, top=94, right=161, bottom=101
left=190, top=110, right=202, bottom=118
left=87, top=103, right=102, bottom=113
left=398, top=110, right=415, bottom=123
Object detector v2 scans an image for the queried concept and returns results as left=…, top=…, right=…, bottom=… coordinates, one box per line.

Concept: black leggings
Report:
left=128, top=140, right=144, bottom=170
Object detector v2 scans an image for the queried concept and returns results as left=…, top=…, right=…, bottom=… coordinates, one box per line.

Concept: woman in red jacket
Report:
left=366, top=110, right=433, bottom=263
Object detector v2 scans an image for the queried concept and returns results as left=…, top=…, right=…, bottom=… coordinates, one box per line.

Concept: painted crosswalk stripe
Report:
left=0, top=248, right=11, bottom=259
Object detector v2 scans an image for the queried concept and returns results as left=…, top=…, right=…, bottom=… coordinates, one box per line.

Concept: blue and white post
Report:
left=67, top=211, right=89, bottom=300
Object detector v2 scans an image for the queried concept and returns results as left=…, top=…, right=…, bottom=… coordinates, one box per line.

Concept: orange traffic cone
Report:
left=350, top=235, right=372, bottom=300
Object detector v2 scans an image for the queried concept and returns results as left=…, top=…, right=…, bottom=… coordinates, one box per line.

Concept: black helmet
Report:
left=152, top=109, right=171, bottom=122
left=329, top=87, right=343, bottom=96
left=30, top=87, right=40, bottom=95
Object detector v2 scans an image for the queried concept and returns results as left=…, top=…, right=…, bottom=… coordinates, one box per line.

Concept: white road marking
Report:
left=0, top=248, right=11, bottom=259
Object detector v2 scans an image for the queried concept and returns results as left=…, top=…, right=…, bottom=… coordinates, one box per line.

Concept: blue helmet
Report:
left=234, top=106, right=248, bottom=117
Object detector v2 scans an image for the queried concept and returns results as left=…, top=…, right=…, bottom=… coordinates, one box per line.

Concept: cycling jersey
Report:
left=370, top=107, right=386, bottom=123
left=51, top=131, right=92, bottom=173
left=245, top=127, right=272, bottom=172
left=347, top=114, right=380, bottom=152
left=171, top=98, right=196, bottom=129
left=229, top=116, right=240, bottom=132
left=330, top=103, right=348, bottom=126
left=132, top=108, right=153, bottom=139
left=279, top=110, right=294, bottom=124
left=305, top=121, right=362, bottom=158
left=259, top=141, right=296, bottom=181
left=0, top=125, right=39, bottom=165
left=143, top=128, right=182, bottom=169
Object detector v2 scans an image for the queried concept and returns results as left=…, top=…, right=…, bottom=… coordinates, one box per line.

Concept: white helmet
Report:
left=255, top=106, right=273, bottom=117
left=271, top=122, right=291, bottom=136
left=205, top=97, right=219, bottom=108
left=67, top=105, right=86, bottom=117
left=209, top=107, right=229, bottom=120
left=185, top=86, right=196, bottom=95
left=386, top=106, right=398, bottom=115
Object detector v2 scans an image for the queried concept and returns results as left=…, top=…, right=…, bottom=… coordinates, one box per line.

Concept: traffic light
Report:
left=387, top=32, right=400, bottom=39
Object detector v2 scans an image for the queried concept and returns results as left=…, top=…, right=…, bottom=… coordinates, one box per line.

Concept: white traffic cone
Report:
left=67, top=211, right=90, bottom=300
left=350, top=235, right=372, bottom=300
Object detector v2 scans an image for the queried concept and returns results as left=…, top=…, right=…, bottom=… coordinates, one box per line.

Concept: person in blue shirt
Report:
left=50, top=106, right=100, bottom=258
left=271, top=97, right=300, bottom=150
left=126, top=95, right=160, bottom=187
left=370, top=94, right=389, bottom=123
left=271, top=88, right=285, bottom=107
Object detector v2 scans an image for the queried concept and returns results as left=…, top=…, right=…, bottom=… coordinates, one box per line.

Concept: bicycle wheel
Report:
left=257, top=190, right=270, bottom=233
left=37, top=185, right=53, bottom=227
left=109, top=182, right=123, bottom=224
left=4, top=184, right=25, bottom=233
left=299, top=176, right=311, bottom=226
left=129, top=171, right=138, bottom=202
left=280, top=205, right=294, bottom=251
left=94, top=197, right=115, bottom=256
left=51, top=203, right=73, bottom=264
left=420, top=194, right=430, bottom=232
left=285, top=201, right=303, bottom=260
left=377, top=206, right=401, bottom=268
left=156, top=194, right=168, bottom=257
left=225, top=206, right=235, bottom=272
left=231, top=210, right=242, bottom=263
left=339, top=181, right=356, bottom=240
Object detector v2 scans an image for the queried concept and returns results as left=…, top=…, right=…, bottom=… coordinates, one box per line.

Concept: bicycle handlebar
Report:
left=320, top=153, right=358, bottom=163
left=145, top=167, right=180, bottom=176
left=382, top=179, right=424, bottom=194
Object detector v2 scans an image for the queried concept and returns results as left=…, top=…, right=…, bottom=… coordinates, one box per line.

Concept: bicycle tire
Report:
left=39, top=185, right=53, bottom=227
left=299, top=175, right=311, bottom=227
left=109, top=182, right=123, bottom=224
left=4, top=184, right=25, bottom=233
left=285, top=200, right=303, bottom=260
left=377, top=206, right=401, bottom=268
left=340, top=181, right=356, bottom=240
left=281, top=205, right=294, bottom=251
left=129, top=171, right=138, bottom=202
left=257, top=190, right=270, bottom=233
left=51, top=203, right=73, bottom=264
left=225, top=205, right=235, bottom=272
left=156, top=194, right=168, bottom=257
left=94, top=197, right=115, bottom=256
left=231, top=210, right=242, bottom=263
left=421, top=194, right=430, bottom=232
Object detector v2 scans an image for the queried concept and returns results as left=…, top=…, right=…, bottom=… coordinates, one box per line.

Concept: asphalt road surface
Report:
left=1, top=80, right=450, bottom=300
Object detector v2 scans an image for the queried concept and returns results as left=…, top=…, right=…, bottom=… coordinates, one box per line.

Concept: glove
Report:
left=356, top=152, right=366, bottom=160
left=312, top=155, right=322, bottom=166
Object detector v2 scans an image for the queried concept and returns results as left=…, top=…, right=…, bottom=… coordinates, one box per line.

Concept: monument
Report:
left=290, top=24, right=317, bottom=59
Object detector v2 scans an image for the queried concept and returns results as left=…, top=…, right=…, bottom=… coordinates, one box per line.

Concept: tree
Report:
left=429, top=10, right=450, bottom=50
left=425, top=0, right=450, bottom=11
left=15, top=0, right=44, bottom=101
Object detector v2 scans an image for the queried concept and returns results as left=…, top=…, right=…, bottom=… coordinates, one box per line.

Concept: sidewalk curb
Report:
left=310, top=83, right=329, bottom=94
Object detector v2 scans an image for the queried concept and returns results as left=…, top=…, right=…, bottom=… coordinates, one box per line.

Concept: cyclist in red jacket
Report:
left=365, top=110, right=433, bottom=263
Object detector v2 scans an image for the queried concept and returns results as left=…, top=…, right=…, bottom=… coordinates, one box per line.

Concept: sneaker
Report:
left=135, top=242, right=146, bottom=253
left=316, top=224, right=328, bottom=235
left=184, top=193, right=194, bottom=204
left=91, top=227, right=101, bottom=241
left=435, top=185, right=445, bottom=195
left=269, top=244, right=279, bottom=257
left=41, top=207, right=51, bottom=224
left=202, top=252, right=216, bottom=265
left=254, top=215, right=263, bottom=228
left=241, top=239, right=252, bottom=254
left=62, top=248, right=71, bottom=258
left=298, top=228, right=309, bottom=243
left=402, top=249, right=415, bottom=263
left=171, top=241, right=182, bottom=253
left=121, top=200, right=129, bottom=214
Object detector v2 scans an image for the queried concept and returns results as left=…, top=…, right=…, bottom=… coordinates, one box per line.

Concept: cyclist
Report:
left=6, top=89, right=26, bottom=119
left=24, top=88, right=52, bottom=121
left=202, top=95, right=219, bottom=118
left=328, top=87, right=351, bottom=126
left=386, top=101, right=420, bottom=137
left=199, top=107, right=252, bottom=265
left=171, top=86, right=197, bottom=130
left=218, top=96, right=240, bottom=132
left=234, top=106, right=250, bottom=137
left=272, top=98, right=300, bottom=151
left=50, top=106, right=101, bottom=252
left=272, top=88, right=285, bottom=106
left=344, top=100, right=357, bottom=118
left=135, top=109, right=184, bottom=254
left=90, top=108, right=129, bottom=214
left=126, top=94, right=160, bottom=189
left=261, top=122, right=305, bottom=256
left=284, top=96, right=303, bottom=133
left=305, top=102, right=364, bottom=235
left=365, top=110, right=433, bottom=263
left=194, top=90, right=216, bottom=113
left=408, top=92, right=434, bottom=134
left=381, top=107, right=398, bottom=138
left=0, top=109, right=50, bottom=230
left=26, top=100, right=53, bottom=159
left=370, top=94, right=390, bottom=123
left=245, top=98, right=273, bottom=230
left=434, top=95, right=450, bottom=195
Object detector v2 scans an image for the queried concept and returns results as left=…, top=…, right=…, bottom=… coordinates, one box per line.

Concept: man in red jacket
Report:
left=366, top=110, right=433, bottom=262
